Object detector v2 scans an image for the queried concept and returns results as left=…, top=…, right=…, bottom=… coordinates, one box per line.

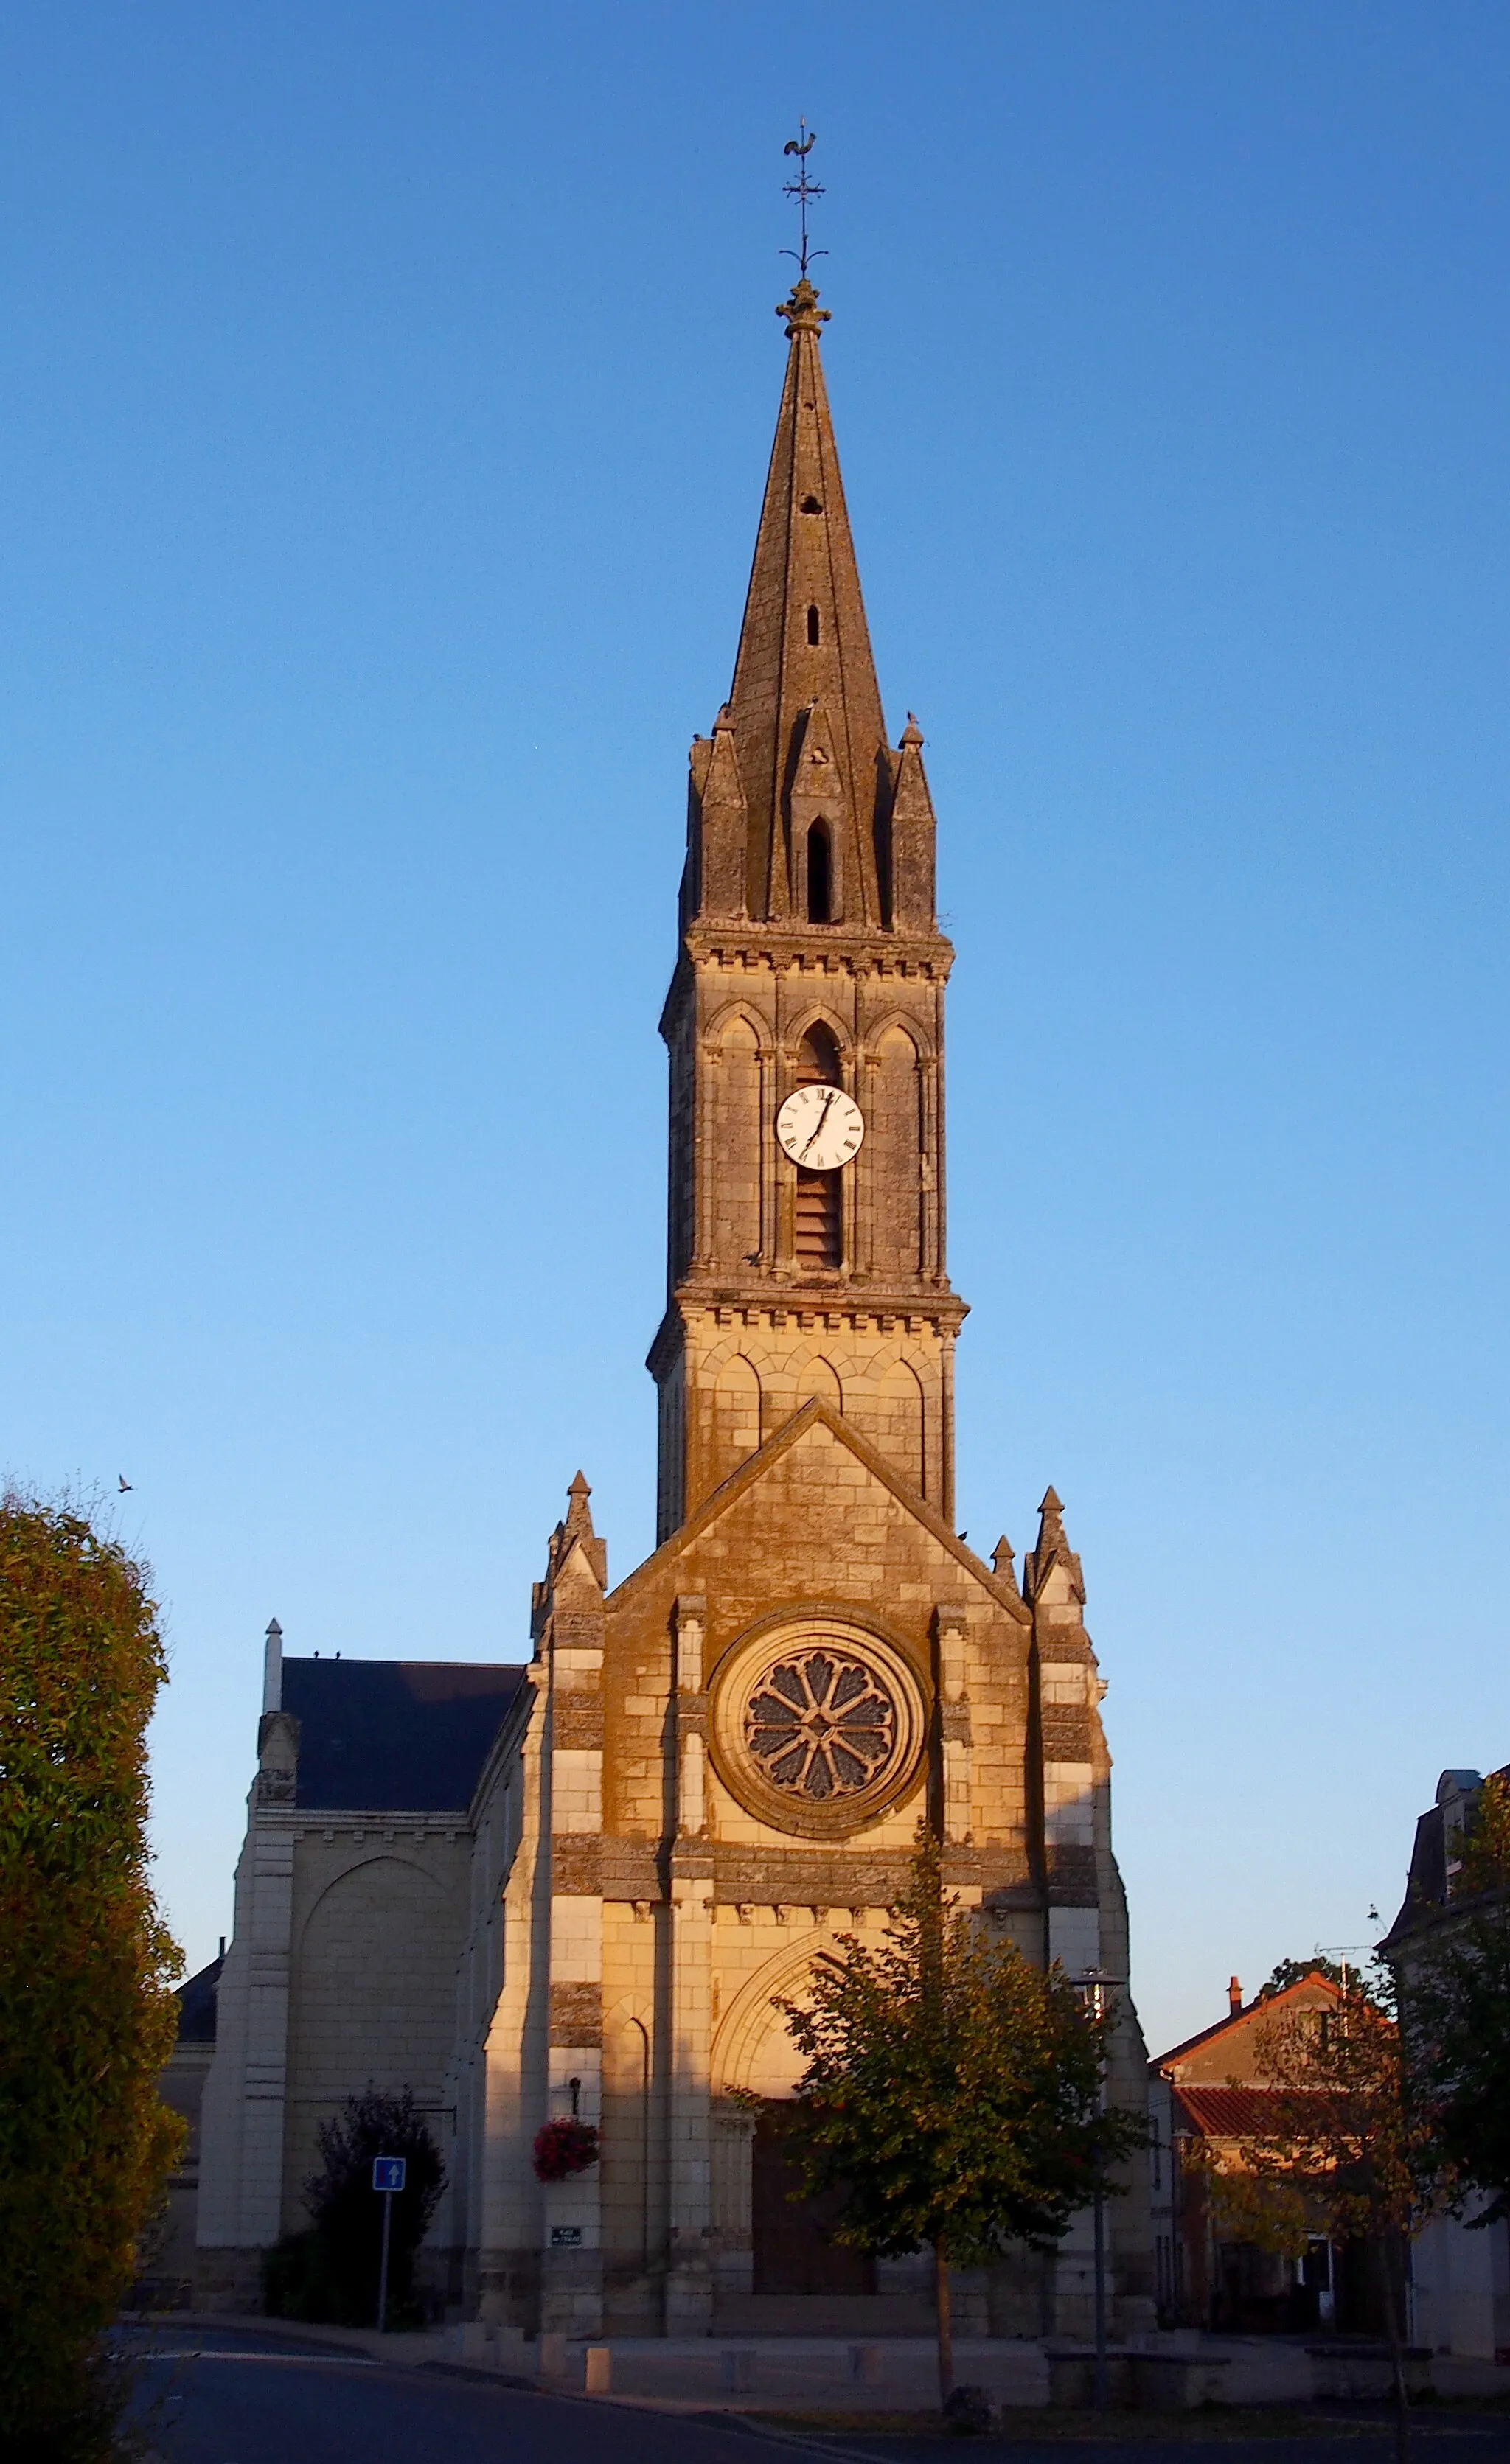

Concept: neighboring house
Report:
left=1380, top=1766, right=1510, bottom=2362
left=137, top=1944, right=225, bottom=2306
left=1148, top=1971, right=1381, bottom=2334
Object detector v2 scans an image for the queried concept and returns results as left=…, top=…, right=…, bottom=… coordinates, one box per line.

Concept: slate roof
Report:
left=175, top=1951, right=224, bottom=2043
left=279, top=1658, right=526, bottom=1814
left=1382, top=1762, right=1508, bottom=1947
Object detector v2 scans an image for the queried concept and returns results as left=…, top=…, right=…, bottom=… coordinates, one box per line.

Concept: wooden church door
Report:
left=750, top=2109, right=877, bottom=2294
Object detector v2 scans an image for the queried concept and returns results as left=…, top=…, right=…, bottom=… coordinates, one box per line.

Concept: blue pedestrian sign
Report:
left=372, top=2157, right=406, bottom=2193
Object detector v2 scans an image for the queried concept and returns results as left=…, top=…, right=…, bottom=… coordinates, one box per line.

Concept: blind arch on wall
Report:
left=792, top=1353, right=843, bottom=1417
left=872, top=1356, right=926, bottom=1496
left=710, top=1012, right=762, bottom=1271
left=287, top=1857, right=453, bottom=2219
left=710, top=1353, right=762, bottom=1485
left=869, top=1023, right=925, bottom=1277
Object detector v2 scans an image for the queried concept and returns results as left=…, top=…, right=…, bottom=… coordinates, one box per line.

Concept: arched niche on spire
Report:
left=805, top=819, right=832, bottom=924
left=787, top=704, right=849, bottom=926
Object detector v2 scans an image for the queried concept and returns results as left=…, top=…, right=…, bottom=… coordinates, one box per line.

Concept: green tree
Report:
left=1396, top=1772, right=1510, bottom=2230
left=0, top=1494, right=185, bottom=2463
left=1203, top=1975, right=1437, bottom=2464
left=774, top=1836, right=1145, bottom=2406
left=262, top=2088, right=446, bottom=2326
left=1257, top=1955, right=1346, bottom=2000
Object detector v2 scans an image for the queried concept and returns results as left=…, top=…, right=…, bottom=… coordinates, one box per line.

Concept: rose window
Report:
left=743, top=1650, right=898, bottom=1801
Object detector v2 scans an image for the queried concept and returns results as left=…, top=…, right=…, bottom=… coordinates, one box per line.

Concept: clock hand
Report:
left=797, top=1089, right=838, bottom=1162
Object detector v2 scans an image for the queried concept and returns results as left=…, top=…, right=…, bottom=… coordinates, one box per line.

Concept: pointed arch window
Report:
left=806, top=821, right=832, bottom=924
left=807, top=604, right=821, bottom=645
left=793, top=1025, right=843, bottom=1271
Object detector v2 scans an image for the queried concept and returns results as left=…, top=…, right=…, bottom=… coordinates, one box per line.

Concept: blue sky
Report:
left=3, top=1, right=1508, bottom=2054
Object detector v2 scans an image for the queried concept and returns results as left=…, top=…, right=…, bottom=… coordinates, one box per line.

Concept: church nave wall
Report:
left=282, top=1836, right=472, bottom=2242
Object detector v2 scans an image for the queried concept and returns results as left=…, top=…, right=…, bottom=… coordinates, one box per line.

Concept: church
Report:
left=198, top=270, right=1154, bottom=2342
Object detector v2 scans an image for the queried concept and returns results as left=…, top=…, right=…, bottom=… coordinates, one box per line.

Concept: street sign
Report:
left=550, top=2224, right=582, bottom=2247
left=372, top=2157, right=407, bottom=2331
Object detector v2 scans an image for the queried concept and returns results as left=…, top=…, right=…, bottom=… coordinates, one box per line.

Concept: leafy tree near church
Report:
left=1258, top=1954, right=1346, bottom=1999
left=1394, top=1772, right=1510, bottom=2231
left=1200, top=1972, right=1438, bottom=2464
left=0, top=1494, right=185, bottom=2463
left=774, top=1835, right=1146, bottom=2407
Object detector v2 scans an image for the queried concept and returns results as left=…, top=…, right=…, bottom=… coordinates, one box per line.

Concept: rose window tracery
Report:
left=743, top=1649, right=898, bottom=1801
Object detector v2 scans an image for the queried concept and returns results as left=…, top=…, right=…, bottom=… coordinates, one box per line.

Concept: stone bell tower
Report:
left=649, top=275, right=967, bottom=1542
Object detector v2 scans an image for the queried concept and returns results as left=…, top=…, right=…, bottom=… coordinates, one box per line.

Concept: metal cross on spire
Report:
left=781, top=121, right=826, bottom=279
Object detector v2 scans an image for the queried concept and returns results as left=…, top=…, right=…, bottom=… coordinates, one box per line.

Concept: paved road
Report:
left=123, top=2328, right=779, bottom=2464
left=861, top=2432, right=1510, bottom=2464
left=121, top=2328, right=1510, bottom=2464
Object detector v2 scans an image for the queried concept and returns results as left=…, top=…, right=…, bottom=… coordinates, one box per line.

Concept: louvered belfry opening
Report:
left=793, top=1025, right=843, bottom=1271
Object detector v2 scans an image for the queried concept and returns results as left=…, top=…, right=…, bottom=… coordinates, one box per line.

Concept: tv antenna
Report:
left=782, top=122, right=826, bottom=280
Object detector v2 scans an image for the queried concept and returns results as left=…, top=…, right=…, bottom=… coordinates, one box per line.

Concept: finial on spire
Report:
left=778, top=276, right=830, bottom=338
left=777, top=123, right=832, bottom=338
left=782, top=120, right=826, bottom=281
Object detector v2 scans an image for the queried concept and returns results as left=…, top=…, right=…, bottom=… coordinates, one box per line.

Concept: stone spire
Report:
left=717, top=277, right=891, bottom=928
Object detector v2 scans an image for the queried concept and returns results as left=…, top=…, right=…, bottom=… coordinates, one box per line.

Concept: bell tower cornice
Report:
left=658, top=926, right=956, bottom=1042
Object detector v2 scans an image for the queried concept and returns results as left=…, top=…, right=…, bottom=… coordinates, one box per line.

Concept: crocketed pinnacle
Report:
left=1023, top=1484, right=1085, bottom=1605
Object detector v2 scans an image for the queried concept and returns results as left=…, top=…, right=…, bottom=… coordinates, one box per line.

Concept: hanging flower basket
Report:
left=532, top=2117, right=600, bottom=2183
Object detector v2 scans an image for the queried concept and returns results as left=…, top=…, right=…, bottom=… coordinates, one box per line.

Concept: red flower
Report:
left=532, top=2118, right=601, bottom=2182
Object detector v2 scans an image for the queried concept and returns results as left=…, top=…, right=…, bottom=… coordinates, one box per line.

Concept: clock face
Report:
left=776, top=1084, right=865, bottom=1170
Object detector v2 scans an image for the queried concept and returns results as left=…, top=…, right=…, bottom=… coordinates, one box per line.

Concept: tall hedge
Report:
left=0, top=1496, right=185, bottom=2463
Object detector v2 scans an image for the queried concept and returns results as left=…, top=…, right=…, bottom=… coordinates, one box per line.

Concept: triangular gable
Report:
left=1149, top=1969, right=1343, bottom=2076
left=608, top=1396, right=1027, bottom=1623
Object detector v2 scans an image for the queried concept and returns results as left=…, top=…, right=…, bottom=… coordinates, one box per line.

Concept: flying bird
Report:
left=118, top=1476, right=133, bottom=1493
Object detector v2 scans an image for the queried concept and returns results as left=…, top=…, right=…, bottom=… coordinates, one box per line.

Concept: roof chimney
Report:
left=1228, top=1975, right=1243, bottom=2016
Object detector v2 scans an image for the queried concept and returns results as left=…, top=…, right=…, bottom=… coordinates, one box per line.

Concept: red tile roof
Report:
left=1174, top=2087, right=1316, bottom=2137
